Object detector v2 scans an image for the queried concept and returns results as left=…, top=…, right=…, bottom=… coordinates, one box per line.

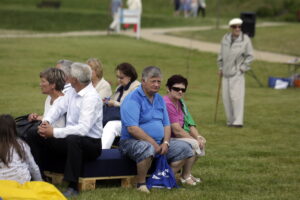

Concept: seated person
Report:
left=87, top=58, right=112, bottom=99
left=163, top=74, right=206, bottom=185
left=56, top=59, right=73, bottom=93
left=119, top=66, right=194, bottom=193
left=28, top=68, right=66, bottom=128
left=102, top=62, right=140, bottom=149
left=26, top=63, right=103, bottom=197
left=0, top=114, right=42, bottom=184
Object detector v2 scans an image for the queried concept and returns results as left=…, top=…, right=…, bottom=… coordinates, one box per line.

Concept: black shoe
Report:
left=232, top=125, right=243, bottom=128
left=63, top=187, right=79, bottom=197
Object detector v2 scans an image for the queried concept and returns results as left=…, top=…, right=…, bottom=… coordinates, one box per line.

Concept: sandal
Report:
left=190, top=175, right=201, bottom=183
left=180, top=176, right=196, bottom=186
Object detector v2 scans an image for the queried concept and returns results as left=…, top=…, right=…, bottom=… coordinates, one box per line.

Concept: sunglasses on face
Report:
left=231, top=25, right=241, bottom=29
left=171, top=86, right=186, bottom=93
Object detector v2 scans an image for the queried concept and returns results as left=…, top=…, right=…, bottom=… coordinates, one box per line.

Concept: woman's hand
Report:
left=197, top=135, right=206, bottom=150
left=106, top=99, right=115, bottom=107
left=28, top=113, right=42, bottom=122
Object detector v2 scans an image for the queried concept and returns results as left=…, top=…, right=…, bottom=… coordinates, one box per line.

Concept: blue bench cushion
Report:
left=82, top=149, right=137, bottom=177
left=44, top=149, right=137, bottom=177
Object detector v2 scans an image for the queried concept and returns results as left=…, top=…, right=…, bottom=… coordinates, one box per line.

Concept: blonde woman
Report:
left=87, top=58, right=112, bottom=99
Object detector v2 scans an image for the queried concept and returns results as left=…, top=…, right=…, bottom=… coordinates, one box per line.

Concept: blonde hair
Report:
left=86, top=58, right=103, bottom=79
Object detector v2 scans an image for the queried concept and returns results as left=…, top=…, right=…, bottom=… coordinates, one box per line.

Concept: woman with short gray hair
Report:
left=28, top=67, right=66, bottom=128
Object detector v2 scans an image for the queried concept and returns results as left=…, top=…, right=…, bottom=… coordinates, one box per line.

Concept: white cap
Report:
left=229, top=18, right=243, bottom=26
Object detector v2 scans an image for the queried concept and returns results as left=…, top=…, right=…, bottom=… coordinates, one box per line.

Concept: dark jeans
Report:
left=25, top=133, right=101, bottom=183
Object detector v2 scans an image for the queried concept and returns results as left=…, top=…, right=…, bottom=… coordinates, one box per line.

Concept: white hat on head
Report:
left=229, top=18, right=243, bottom=26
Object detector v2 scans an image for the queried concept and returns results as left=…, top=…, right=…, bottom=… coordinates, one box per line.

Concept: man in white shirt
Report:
left=28, top=62, right=103, bottom=197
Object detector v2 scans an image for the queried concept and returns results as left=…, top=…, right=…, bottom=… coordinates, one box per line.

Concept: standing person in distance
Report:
left=217, top=18, right=254, bottom=128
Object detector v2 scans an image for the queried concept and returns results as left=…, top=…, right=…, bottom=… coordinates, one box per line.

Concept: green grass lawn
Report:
left=167, top=23, right=300, bottom=57
left=0, top=35, right=299, bottom=200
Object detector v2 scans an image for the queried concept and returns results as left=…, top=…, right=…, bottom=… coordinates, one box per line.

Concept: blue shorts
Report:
left=119, top=138, right=194, bottom=163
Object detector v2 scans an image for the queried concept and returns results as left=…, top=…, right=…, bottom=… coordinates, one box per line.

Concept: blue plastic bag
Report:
left=146, top=155, right=178, bottom=189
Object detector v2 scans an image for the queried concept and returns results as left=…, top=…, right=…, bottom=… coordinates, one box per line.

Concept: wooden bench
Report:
left=44, top=149, right=149, bottom=191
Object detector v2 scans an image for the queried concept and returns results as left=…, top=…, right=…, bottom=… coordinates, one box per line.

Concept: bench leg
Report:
left=44, top=171, right=64, bottom=184
left=79, top=179, right=96, bottom=191
left=121, top=177, right=135, bottom=188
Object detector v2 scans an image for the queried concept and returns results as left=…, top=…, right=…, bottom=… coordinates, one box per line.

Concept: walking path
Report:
left=0, top=22, right=296, bottom=63
left=121, top=22, right=296, bottom=63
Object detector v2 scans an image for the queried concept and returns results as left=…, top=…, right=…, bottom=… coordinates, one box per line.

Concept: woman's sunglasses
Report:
left=171, top=86, right=186, bottom=93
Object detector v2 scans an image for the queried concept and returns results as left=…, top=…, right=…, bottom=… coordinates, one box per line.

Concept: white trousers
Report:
left=109, top=13, right=119, bottom=30
left=101, top=120, right=121, bottom=149
left=222, top=72, right=245, bottom=125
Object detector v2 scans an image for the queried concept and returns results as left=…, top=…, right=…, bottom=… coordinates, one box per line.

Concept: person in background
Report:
left=56, top=59, right=73, bottom=93
left=182, top=0, right=191, bottom=18
left=108, top=0, right=123, bottom=32
left=27, top=63, right=103, bottom=197
left=163, top=74, right=206, bottom=185
left=28, top=68, right=66, bottom=128
left=102, top=62, right=140, bottom=149
left=87, top=58, right=112, bottom=99
left=197, top=0, right=206, bottom=18
left=0, top=114, right=42, bottom=184
left=173, top=0, right=181, bottom=16
left=217, top=18, right=254, bottom=128
left=119, top=66, right=194, bottom=193
left=190, top=0, right=198, bottom=17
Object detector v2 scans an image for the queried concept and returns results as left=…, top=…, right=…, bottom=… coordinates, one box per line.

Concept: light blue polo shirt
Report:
left=120, top=85, right=170, bottom=144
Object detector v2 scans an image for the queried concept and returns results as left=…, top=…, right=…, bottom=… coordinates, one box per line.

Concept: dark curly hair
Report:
left=166, top=74, right=188, bottom=90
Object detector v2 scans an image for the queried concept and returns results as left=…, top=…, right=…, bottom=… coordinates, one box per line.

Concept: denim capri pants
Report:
left=119, top=138, right=194, bottom=163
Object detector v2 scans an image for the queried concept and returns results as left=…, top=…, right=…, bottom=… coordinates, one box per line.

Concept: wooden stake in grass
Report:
left=214, top=73, right=222, bottom=123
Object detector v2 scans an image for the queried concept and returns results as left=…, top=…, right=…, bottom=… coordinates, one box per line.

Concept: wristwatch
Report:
left=163, top=141, right=170, bottom=147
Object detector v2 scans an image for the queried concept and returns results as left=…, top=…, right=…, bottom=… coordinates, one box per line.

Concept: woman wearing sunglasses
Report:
left=163, top=74, right=206, bottom=186
left=217, top=18, right=254, bottom=128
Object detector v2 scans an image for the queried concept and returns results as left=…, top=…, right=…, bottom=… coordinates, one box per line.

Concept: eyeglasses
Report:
left=171, top=86, right=186, bottom=93
left=231, top=25, right=241, bottom=29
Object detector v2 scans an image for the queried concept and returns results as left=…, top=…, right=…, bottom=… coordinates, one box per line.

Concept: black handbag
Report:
left=15, top=114, right=41, bottom=139
left=102, top=105, right=121, bottom=126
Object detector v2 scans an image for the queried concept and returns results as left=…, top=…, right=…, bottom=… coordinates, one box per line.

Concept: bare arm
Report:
left=171, top=122, right=194, bottom=139
left=160, top=126, right=171, bottom=155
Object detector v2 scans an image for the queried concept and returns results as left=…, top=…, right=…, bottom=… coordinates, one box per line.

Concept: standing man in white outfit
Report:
left=217, top=18, right=254, bottom=128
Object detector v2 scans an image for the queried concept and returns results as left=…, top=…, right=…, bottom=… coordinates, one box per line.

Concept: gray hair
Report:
left=70, top=62, right=92, bottom=84
left=56, top=59, right=73, bottom=78
left=142, top=66, right=162, bottom=81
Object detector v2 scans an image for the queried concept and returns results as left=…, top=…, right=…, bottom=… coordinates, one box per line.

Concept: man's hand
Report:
left=38, top=121, right=54, bottom=138
left=153, top=143, right=162, bottom=154
left=159, top=143, right=169, bottom=155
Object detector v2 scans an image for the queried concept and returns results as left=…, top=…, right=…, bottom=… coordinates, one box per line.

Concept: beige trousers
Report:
left=222, top=72, right=245, bottom=125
